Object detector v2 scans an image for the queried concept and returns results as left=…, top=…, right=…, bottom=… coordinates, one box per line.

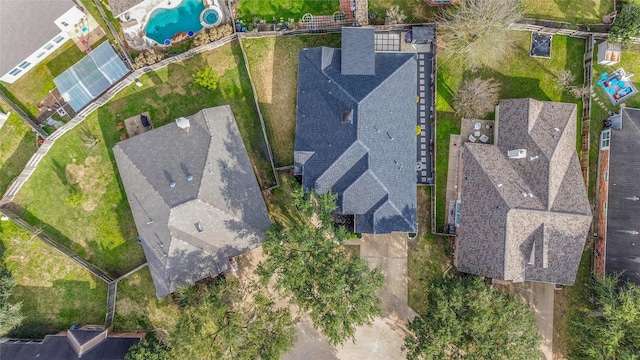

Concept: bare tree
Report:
left=437, top=0, right=523, bottom=70
left=454, top=77, right=501, bottom=118
left=386, top=6, right=407, bottom=25
left=555, top=70, right=589, bottom=98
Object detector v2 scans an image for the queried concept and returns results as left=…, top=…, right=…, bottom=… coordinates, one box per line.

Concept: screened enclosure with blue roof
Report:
left=54, top=42, right=129, bottom=112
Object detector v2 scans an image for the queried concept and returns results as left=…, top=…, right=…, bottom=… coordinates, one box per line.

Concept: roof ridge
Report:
left=315, top=140, right=369, bottom=193
left=375, top=198, right=413, bottom=229
left=509, top=207, right=592, bottom=218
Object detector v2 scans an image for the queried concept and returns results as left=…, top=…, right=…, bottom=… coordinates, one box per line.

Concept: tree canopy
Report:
left=125, top=332, right=170, bottom=360
left=436, top=0, right=523, bottom=70
left=610, top=3, right=640, bottom=44
left=403, top=276, right=542, bottom=360
left=569, top=275, right=640, bottom=359
left=0, top=238, right=23, bottom=337
left=257, top=186, right=384, bottom=345
left=169, top=278, right=296, bottom=360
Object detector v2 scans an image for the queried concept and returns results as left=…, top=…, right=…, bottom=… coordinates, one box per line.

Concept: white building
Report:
left=0, top=1, right=86, bottom=84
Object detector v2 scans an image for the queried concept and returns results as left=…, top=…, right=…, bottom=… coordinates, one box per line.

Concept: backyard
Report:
left=236, top=0, right=340, bottom=23
left=0, top=220, right=107, bottom=338
left=11, top=41, right=273, bottom=277
left=523, top=0, right=614, bottom=24
left=0, top=100, right=37, bottom=195
left=368, top=0, right=439, bottom=23
left=435, top=31, right=586, bottom=231
left=589, top=43, right=640, bottom=198
left=113, top=266, right=179, bottom=333
left=243, top=34, right=341, bottom=166
left=0, top=39, right=106, bottom=118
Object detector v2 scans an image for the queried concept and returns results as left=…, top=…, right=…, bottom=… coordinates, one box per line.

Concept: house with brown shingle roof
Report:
left=454, top=98, right=591, bottom=285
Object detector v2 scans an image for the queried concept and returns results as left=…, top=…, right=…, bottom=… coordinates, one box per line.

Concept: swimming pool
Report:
left=145, top=0, right=204, bottom=44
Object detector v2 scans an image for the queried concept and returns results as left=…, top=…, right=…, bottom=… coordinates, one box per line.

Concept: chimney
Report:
left=176, top=117, right=190, bottom=130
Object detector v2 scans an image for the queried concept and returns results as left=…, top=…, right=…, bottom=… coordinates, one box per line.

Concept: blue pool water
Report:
left=203, top=9, right=219, bottom=25
left=145, top=0, right=204, bottom=44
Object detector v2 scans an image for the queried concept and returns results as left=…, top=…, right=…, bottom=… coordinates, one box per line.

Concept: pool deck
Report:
left=120, top=0, right=228, bottom=50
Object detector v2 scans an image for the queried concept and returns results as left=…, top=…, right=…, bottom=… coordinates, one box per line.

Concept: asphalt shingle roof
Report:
left=457, top=98, right=592, bottom=285
left=0, top=0, right=75, bottom=75
left=294, top=27, right=417, bottom=234
left=0, top=332, right=140, bottom=360
left=113, top=106, right=271, bottom=298
left=605, top=107, right=640, bottom=284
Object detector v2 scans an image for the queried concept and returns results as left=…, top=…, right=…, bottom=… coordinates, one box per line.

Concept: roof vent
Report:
left=176, top=117, right=190, bottom=130
left=387, top=132, right=394, bottom=140
left=195, top=222, right=204, bottom=233
left=187, top=174, right=193, bottom=181
left=529, top=155, right=539, bottom=161
left=508, top=149, right=526, bottom=159
left=169, top=181, right=176, bottom=188
left=342, top=109, right=353, bottom=124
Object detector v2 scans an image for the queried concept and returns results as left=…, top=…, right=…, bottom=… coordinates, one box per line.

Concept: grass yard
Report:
left=523, top=0, right=614, bottom=24
left=368, top=0, right=439, bottom=23
left=0, top=100, right=37, bottom=195
left=408, top=186, right=452, bottom=314
left=113, top=266, right=179, bottom=333
left=0, top=220, right=107, bottom=338
left=0, top=40, right=100, bottom=118
left=243, top=34, right=341, bottom=166
left=13, top=41, right=273, bottom=277
left=435, top=31, right=586, bottom=231
left=236, top=0, right=340, bottom=23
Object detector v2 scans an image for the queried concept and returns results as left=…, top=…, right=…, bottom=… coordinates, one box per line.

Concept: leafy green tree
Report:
left=403, top=276, right=542, bottom=360
left=436, top=0, right=523, bottom=70
left=569, top=275, right=640, bottom=359
left=610, top=3, right=640, bottom=44
left=125, top=332, right=170, bottom=360
left=257, top=185, right=385, bottom=345
left=170, top=278, right=296, bottom=360
left=0, top=267, right=23, bottom=336
left=193, top=67, right=219, bottom=91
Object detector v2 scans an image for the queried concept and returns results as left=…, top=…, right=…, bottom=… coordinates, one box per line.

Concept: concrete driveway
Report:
left=495, top=280, right=555, bottom=360
left=282, top=233, right=415, bottom=360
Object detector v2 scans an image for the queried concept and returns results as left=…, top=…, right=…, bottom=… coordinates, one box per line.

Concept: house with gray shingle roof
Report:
left=455, top=98, right=591, bottom=285
left=0, top=0, right=87, bottom=84
left=106, top=0, right=145, bottom=18
left=598, top=108, right=640, bottom=285
left=294, top=27, right=418, bottom=234
left=113, top=106, right=271, bottom=298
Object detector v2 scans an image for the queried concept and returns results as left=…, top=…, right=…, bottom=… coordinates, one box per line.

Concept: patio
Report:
left=460, top=118, right=494, bottom=144
left=122, top=111, right=152, bottom=139
left=597, top=68, right=638, bottom=105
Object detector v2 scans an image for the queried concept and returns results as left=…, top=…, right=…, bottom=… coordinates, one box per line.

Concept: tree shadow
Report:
left=0, top=133, right=36, bottom=195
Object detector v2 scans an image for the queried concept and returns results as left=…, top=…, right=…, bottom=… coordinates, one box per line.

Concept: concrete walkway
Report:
left=283, top=233, right=415, bottom=359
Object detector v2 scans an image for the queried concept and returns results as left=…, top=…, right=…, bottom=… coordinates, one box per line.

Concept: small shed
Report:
left=411, top=26, right=435, bottom=44
left=597, top=41, right=621, bottom=65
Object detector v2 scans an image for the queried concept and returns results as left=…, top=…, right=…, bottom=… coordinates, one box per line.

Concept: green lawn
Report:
left=243, top=34, right=341, bottom=166
left=78, top=0, right=119, bottom=43
left=0, top=40, right=97, bottom=118
left=237, top=0, right=340, bottom=23
left=523, top=0, right=614, bottom=24
left=0, top=220, right=107, bottom=338
left=0, top=100, right=37, bottom=195
left=13, top=41, right=273, bottom=277
left=113, top=266, right=179, bottom=333
left=368, top=0, right=439, bottom=23
left=408, top=186, right=452, bottom=314
left=435, top=32, right=586, bottom=231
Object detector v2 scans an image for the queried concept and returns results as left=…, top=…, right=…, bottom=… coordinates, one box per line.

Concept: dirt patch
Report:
left=65, top=156, right=108, bottom=211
